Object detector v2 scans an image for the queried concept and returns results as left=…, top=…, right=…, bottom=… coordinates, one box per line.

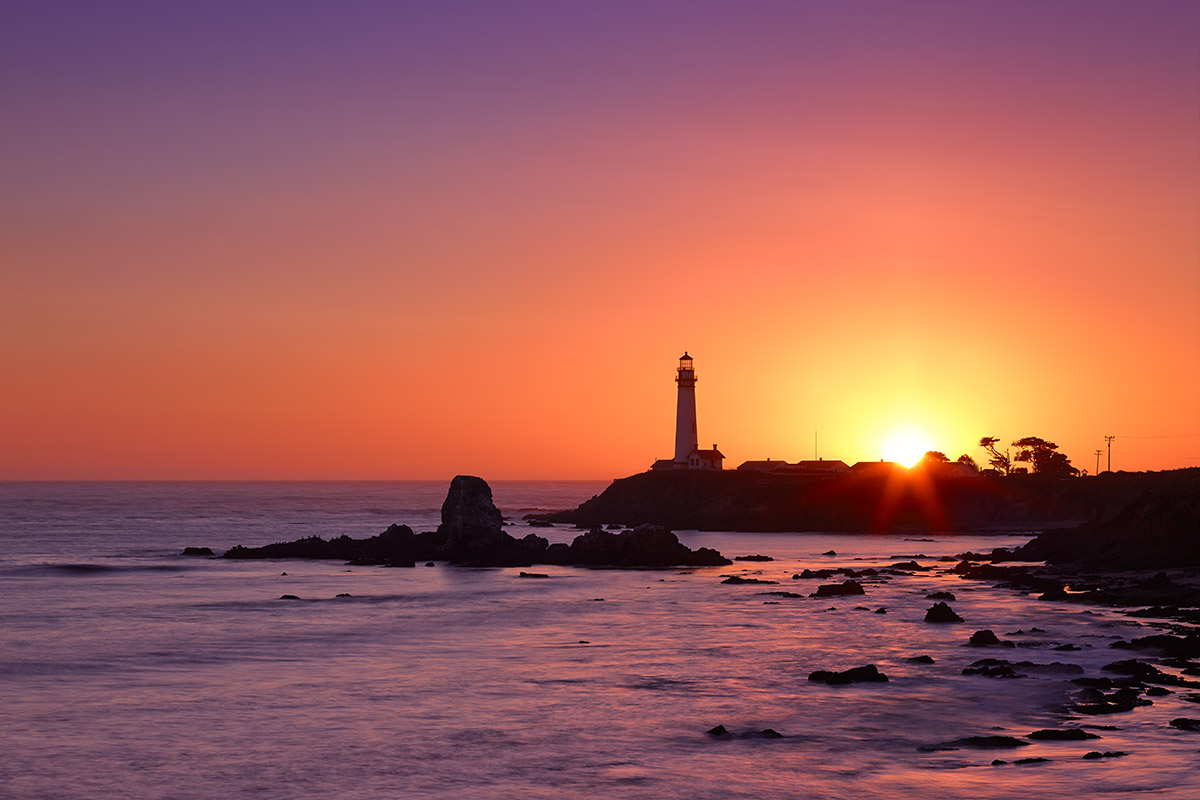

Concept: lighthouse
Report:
left=650, top=352, right=724, bottom=471
left=674, top=352, right=698, bottom=462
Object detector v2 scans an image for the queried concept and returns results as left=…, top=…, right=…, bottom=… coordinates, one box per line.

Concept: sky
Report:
left=2, top=0, right=1198, bottom=480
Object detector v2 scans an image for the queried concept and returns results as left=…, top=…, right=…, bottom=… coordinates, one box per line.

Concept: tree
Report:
left=1011, top=437, right=1077, bottom=478
left=919, top=450, right=950, bottom=465
left=956, top=454, right=978, bottom=471
left=979, top=437, right=1011, bottom=475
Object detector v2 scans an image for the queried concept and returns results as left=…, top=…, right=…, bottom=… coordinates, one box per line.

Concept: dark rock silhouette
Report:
left=969, top=629, right=1014, bottom=647
left=1027, top=728, right=1100, bottom=741
left=1007, top=476, right=1200, bottom=570
left=1082, top=751, right=1128, bottom=759
left=811, top=580, right=865, bottom=597
left=925, top=602, right=964, bottom=623
left=808, top=664, right=888, bottom=684
left=920, top=735, right=1029, bottom=751
left=926, top=591, right=956, bottom=600
left=222, top=477, right=730, bottom=569
left=1169, top=718, right=1200, bottom=731
left=721, top=575, right=777, bottom=585
left=734, top=554, right=774, bottom=561
left=182, top=546, right=213, bottom=556
left=907, top=655, right=935, bottom=664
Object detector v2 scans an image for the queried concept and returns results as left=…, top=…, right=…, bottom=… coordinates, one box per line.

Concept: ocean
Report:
left=1, top=481, right=1195, bottom=799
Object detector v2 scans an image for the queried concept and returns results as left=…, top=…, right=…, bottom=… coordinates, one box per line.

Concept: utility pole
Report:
left=1094, top=449, right=1102, bottom=475
left=1104, top=435, right=1115, bottom=472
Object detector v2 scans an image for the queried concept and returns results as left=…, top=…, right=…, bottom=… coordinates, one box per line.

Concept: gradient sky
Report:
left=3, top=1, right=1198, bottom=479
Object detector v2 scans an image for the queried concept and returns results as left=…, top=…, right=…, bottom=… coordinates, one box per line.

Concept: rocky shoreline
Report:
left=220, top=475, right=730, bottom=569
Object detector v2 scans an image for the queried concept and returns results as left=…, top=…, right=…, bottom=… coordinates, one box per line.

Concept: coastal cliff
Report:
left=546, top=467, right=1200, bottom=534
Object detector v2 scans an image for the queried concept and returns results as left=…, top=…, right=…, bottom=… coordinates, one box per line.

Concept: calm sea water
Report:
left=1, top=481, right=1195, bottom=799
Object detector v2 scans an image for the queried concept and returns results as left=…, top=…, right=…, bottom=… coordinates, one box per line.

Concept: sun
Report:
left=881, top=428, right=933, bottom=468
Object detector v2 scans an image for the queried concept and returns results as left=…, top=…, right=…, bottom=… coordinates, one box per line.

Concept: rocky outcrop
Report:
left=540, top=467, right=1200, bottom=534
left=1008, top=477, right=1200, bottom=570
left=222, top=477, right=729, bottom=569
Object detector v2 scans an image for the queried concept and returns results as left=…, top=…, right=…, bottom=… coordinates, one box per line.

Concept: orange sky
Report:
left=2, top=2, right=1198, bottom=479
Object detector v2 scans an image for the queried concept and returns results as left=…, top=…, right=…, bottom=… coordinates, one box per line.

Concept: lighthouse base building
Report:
left=650, top=352, right=725, bottom=471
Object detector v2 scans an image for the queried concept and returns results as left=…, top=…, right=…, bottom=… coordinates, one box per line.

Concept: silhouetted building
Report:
left=780, top=459, right=850, bottom=476
left=651, top=353, right=724, bottom=471
left=737, top=459, right=788, bottom=472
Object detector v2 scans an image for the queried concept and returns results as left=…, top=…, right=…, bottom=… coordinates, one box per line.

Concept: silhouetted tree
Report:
left=956, top=454, right=978, bottom=471
left=920, top=450, right=950, bottom=464
left=979, top=437, right=1011, bottom=475
left=1011, top=437, right=1077, bottom=478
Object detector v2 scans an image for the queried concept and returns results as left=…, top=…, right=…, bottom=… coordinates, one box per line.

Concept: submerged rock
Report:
left=1027, top=728, right=1100, bottom=741
left=721, top=576, right=777, bottom=585
left=811, top=580, right=865, bottom=597
left=920, top=735, right=1030, bottom=751
left=808, top=664, right=888, bottom=684
left=1169, top=718, right=1200, bottom=731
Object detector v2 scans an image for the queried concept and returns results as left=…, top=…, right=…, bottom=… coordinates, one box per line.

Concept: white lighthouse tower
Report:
left=674, top=352, right=699, bottom=463
left=651, top=352, right=724, bottom=471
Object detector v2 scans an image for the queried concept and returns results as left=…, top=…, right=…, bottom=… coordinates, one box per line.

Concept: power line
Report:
left=1113, top=433, right=1200, bottom=439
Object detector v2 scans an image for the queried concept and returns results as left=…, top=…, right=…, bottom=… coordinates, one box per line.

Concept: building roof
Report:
left=737, top=460, right=787, bottom=471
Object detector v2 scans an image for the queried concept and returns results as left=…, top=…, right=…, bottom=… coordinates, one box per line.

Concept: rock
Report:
left=562, top=524, right=732, bottom=568
left=795, top=568, right=837, bottom=579
left=425, top=562, right=435, bottom=567
left=1013, top=757, right=1050, bottom=765
left=823, top=550, right=837, bottom=556
left=969, top=629, right=1014, bottom=647
left=925, top=602, right=964, bottom=623
left=279, top=594, right=300, bottom=600
left=734, top=554, right=774, bottom=561
left=1169, top=718, right=1200, bottom=731
left=740, top=728, right=783, bottom=739
left=1072, top=686, right=1153, bottom=715
left=811, top=580, right=865, bottom=597
left=527, top=519, right=554, bottom=527
left=1027, top=729, right=1100, bottom=741
left=518, top=572, right=549, bottom=578
left=926, top=591, right=956, bottom=600
left=891, top=560, right=930, bottom=571
left=1039, top=587, right=1068, bottom=601
left=808, top=664, right=888, bottom=684
left=921, top=736, right=1030, bottom=751
left=722, top=576, right=778, bottom=585
left=874, top=607, right=887, bottom=614
left=225, top=478, right=732, bottom=569
left=963, top=660, right=1024, bottom=679
left=1102, top=659, right=1198, bottom=686
left=760, top=591, right=806, bottom=598
left=182, top=546, right=213, bottom=556
left=1082, top=751, right=1128, bottom=759
left=907, top=655, right=935, bottom=664
left=706, top=725, right=731, bottom=739
left=335, top=593, right=352, bottom=597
